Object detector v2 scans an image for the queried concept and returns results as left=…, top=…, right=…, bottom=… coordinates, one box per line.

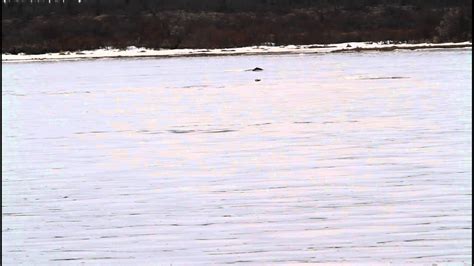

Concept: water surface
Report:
left=2, top=49, right=472, bottom=264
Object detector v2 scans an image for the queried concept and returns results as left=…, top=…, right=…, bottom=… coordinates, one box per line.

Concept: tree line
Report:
left=2, top=0, right=472, bottom=54
left=3, top=0, right=472, bottom=14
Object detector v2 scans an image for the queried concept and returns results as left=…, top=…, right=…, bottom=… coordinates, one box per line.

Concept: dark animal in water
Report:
left=252, top=67, right=263, bottom=71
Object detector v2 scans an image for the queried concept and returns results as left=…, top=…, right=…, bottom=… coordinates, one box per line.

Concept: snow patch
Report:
left=2, top=41, right=471, bottom=63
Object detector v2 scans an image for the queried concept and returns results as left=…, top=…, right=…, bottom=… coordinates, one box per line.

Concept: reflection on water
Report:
left=2, top=49, right=472, bottom=264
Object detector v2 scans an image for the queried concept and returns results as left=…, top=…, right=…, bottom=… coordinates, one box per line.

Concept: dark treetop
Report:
left=2, top=0, right=472, bottom=54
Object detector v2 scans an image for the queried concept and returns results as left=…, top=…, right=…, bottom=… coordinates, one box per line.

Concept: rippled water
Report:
left=2, top=49, right=472, bottom=265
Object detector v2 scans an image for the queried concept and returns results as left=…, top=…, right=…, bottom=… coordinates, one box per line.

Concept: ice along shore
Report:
left=2, top=41, right=471, bottom=63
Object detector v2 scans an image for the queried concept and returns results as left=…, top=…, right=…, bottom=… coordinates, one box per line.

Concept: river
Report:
left=2, top=49, right=472, bottom=264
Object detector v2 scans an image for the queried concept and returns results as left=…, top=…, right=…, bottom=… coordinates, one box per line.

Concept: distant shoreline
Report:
left=2, top=41, right=471, bottom=63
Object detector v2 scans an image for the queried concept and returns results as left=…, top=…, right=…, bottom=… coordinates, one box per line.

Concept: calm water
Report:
left=2, top=49, right=472, bottom=265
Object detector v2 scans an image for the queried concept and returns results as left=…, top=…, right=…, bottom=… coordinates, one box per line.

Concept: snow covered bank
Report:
left=2, top=41, right=471, bottom=63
